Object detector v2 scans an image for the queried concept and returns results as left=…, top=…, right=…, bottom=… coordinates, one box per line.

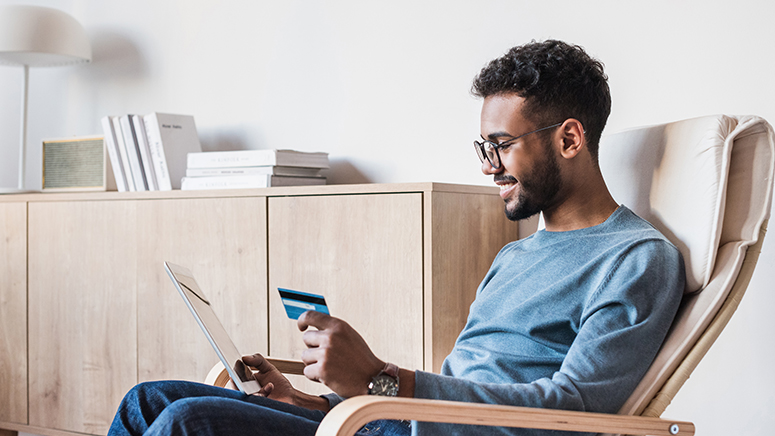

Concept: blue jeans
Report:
left=108, top=380, right=411, bottom=436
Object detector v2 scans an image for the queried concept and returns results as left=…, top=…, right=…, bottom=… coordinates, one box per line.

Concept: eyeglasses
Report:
left=474, top=122, right=562, bottom=170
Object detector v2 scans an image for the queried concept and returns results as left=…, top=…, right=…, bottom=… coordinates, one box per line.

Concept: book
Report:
left=100, top=116, right=128, bottom=192
left=111, top=116, right=136, bottom=191
left=185, top=166, right=325, bottom=178
left=180, top=175, right=326, bottom=190
left=132, top=115, right=158, bottom=190
left=187, top=149, right=329, bottom=170
left=119, top=115, right=148, bottom=190
left=143, top=113, right=202, bottom=190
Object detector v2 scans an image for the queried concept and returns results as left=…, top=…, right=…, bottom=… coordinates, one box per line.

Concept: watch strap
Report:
left=381, top=362, right=399, bottom=379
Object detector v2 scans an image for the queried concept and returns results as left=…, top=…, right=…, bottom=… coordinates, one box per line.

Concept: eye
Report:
left=495, top=138, right=518, bottom=151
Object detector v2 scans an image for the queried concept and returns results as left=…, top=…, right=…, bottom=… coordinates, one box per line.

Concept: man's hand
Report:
left=241, top=354, right=297, bottom=402
left=297, top=311, right=385, bottom=398
left=241, top=353, right=331, bottom=411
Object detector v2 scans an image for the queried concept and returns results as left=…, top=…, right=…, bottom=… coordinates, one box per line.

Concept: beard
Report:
left=502, top=145, right=562, bottom=222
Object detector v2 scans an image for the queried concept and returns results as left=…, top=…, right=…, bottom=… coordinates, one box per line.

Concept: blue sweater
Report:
left=411, top=206, right=685, bottom=435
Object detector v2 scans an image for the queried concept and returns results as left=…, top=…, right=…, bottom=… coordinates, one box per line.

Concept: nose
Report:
left=481, top=159, right=502, bottom=175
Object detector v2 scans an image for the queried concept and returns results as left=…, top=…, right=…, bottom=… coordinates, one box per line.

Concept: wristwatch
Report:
left=368, top=362, right=400, bottom=396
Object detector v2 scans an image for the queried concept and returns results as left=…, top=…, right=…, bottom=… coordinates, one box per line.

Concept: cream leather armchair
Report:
left=208, top=115, right=774, bottom=436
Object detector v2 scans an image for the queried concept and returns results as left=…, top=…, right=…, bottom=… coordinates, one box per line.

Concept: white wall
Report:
left=2, top=1, right=774, bottom=434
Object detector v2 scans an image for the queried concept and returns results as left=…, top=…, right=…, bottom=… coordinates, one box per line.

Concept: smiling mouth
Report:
left=494, top=175, right=518, bottom=191
left=495, top=177, right=519, bottom=200
left=499, top=182, right=516, bottom=192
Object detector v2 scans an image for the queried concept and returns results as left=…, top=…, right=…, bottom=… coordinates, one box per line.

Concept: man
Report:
left=109, top=40, right=684, bottom=436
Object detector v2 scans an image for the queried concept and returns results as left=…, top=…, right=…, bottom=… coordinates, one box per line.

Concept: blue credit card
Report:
left=278, top=288, right=330, bottom=320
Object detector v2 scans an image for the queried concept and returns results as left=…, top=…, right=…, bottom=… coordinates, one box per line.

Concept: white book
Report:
left=132, top=115, right=158, bottom=190
left=100, top=116, right=128, bottom=192
left=119, top=115, right=148, bottom=191
left=111, top=116, right=136, bottom=191
left=181, top=175, right=326, bottom=191
left=187, top=149, right=329, bottom=170
left=143, top=113, right=202, bottom=190
left=185, top=166, right=325, bottom=178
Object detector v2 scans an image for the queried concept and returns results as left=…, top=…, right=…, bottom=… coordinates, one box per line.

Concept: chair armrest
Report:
left=266, top=357, right=306, bottom=375
left=316, top=396, right=694, bottom=436
left=205, top=358, right=307, bottom=387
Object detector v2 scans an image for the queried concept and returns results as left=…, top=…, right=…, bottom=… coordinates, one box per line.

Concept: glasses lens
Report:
left=474, top=142, right=486, bottom=162
left=474, top=141, right=501, bottom=169
left=484, top=142, right=500, bottom=169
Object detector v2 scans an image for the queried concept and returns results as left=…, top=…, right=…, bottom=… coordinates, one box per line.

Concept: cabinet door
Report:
left=0, top=202, right=27, bottom=425
left=28, top=201, right=138, bottom=435
left=268, top=193, right=424, bottom=394
left=136, top=197, right=269, bottom=383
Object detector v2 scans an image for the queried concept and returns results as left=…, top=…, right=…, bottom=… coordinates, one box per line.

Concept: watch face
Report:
left=369, top=374, right=399, bottom=396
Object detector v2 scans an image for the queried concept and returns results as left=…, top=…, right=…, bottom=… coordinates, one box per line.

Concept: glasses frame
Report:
left=474, top=122, right=563, bottom=170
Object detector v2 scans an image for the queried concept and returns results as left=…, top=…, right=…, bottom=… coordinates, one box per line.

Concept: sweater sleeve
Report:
left=412, top=240, right=684, bottom=435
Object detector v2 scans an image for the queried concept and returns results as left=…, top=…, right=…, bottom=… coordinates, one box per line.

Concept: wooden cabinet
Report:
left=28, top=200, right=138, bottom=434
left=134, top=197, right=268, bottom=384
left=268, top=193, right=425, bottom=393
left=0, top=183, right=517, bottom=436
left=0, top=202, right=27, bottom=426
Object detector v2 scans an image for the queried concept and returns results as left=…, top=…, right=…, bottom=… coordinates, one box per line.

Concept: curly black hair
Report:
left=472, top=40, right=611, bottom=161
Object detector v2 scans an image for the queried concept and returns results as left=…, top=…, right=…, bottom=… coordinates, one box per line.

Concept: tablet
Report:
left=164, top=261, right=261, bottom=395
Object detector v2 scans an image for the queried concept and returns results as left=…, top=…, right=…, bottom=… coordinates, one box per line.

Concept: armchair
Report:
left=207, top=115, right=774, bottom=436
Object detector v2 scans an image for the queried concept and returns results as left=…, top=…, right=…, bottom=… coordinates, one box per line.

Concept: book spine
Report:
left=111, top=116, right=136, bottom=191
left=120, top=115, right=148, bottom=190
left=132, top=115, right=158, bottom=190
left=143, top=114, right=172, bottom=191
left=185, top=166, right=324, bottom=178
left=181, top=175, right=272, bottom=190
left=143, top=113, right=172, bottom=191
left=100, top=116, right=128, bottom=192
left=181, top=175, right=326, bottom=190
left=153, top=113, right=202, bottom=189
left=187, top=151, right=278, bottom=169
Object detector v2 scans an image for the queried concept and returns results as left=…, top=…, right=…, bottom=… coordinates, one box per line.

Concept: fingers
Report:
left=299, top=347, right=323, bottom=382
left=301, top=329, right=328, bottom=349
left=297, top=310, right=335, bottom=332
left=241, top=353, right=276, bottom=373
left=255, top=382, right=274, bottom=397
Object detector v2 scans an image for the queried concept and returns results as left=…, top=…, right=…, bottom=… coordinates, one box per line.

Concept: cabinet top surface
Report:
left=0, top=182, right=500, bottom=203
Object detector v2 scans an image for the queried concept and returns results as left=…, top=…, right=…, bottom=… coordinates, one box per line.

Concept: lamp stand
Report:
left=0, top=64, right=36, bottom=194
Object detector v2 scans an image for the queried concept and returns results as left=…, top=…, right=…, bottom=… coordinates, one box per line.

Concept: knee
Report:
left=119, top=380, right=187, bottom=416
left=147, top=398, right=215, bottom=436
left=121, top=381, right=168, bottom=406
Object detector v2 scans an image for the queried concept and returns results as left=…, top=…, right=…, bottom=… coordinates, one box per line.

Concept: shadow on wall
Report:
left=79, top=29, right=147, bottom=130
left=326, top=159, right=371, bottom=185
left=85, top=29, right=148, bottom=81
left=199, top=130, right=247, bottom=153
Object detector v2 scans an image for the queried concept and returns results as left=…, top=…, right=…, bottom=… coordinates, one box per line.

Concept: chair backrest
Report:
left=598, top=115, right=775, bottom=418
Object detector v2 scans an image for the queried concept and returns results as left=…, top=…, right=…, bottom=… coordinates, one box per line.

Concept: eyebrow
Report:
left=484, top=131, right=517, bottom=141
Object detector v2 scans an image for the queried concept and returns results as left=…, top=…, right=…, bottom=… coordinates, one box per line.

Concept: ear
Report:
left=557, top=119, right=586, bottom=159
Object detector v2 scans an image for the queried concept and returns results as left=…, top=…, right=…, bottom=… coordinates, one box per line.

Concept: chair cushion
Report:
left=599, top=115, right=738, bottom=293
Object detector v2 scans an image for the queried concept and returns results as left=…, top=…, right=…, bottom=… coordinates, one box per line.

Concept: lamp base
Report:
left=0, top=187, right=38, bottom=194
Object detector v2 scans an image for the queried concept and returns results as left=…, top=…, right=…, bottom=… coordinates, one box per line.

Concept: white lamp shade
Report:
left=0, top=5, right=91, bottom=67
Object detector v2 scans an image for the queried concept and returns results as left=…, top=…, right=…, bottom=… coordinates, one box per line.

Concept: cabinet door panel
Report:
left=28, top=201, right=138, bottom=435
left=268, top=194, right=423, bottom=394
left=0, top=202, right=27, bottom=424
left=136, top=197, right=269, bottom=383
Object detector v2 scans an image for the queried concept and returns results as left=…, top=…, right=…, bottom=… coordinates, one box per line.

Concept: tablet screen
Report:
left=164, top=262, right=261, bottom=395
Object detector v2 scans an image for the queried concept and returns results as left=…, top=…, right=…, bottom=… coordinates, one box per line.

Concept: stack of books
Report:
left=101, top=113, right=202, bottom=191
left=181, top=149, right=329, bottom=190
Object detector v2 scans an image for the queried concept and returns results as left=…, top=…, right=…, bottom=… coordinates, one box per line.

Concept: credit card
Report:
left=278, top=288, right=330, bottom=320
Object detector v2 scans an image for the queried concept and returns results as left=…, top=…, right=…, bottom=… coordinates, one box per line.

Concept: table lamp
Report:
left=0, top=5, right=91, bottom=193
